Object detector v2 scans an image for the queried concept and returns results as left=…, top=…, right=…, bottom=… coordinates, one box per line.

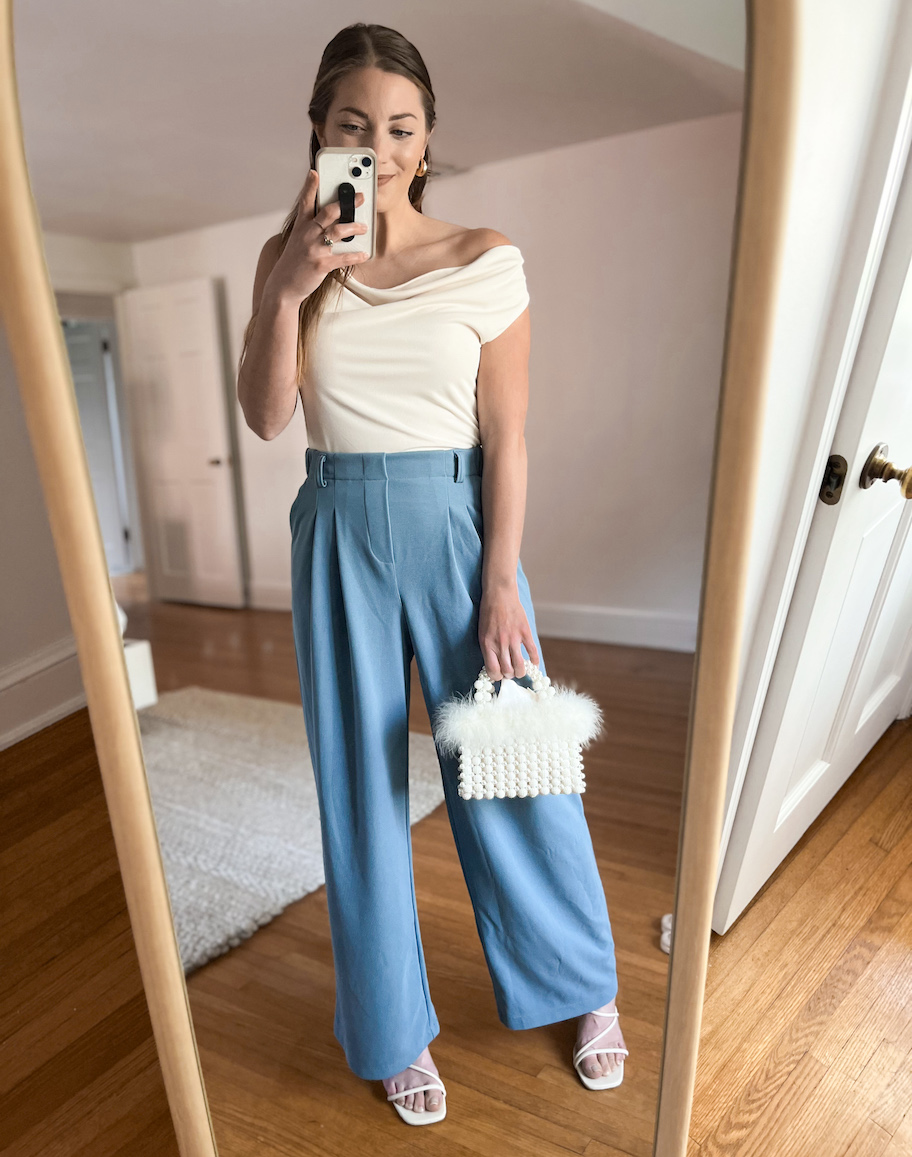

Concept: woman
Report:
left=237, top=22, right=627, bottom=1125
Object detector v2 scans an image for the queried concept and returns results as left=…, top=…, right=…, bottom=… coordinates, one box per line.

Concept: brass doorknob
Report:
left=859, top=443, right=912, bottom=498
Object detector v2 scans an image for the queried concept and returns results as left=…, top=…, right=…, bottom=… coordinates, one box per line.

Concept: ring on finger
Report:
left=322, top=230, right=334, bottom=247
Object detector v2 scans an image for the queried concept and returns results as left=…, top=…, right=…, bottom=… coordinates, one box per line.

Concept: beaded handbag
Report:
left=432, top=659, right=604, bottom=800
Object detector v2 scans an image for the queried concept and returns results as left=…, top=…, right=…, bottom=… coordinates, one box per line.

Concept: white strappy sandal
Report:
left=573, top=1008, right=629, bottom=1090
left=386, top=1063, right=447, bottom=1125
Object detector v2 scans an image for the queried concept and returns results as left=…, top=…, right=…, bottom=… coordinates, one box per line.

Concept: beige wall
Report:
left=427, top=111, right=741, bottom=648
left=0, top=323, right=86, bottom=748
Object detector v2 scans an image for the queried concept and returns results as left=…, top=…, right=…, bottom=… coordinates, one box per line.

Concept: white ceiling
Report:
left=11, top=0, right=745, bottom=243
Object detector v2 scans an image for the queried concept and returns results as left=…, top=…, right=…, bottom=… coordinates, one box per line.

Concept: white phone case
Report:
left=314, top=146, right=377, bottom=259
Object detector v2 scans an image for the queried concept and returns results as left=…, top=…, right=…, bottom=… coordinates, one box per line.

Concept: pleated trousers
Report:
left=289, top=444, right=618, bottom=1080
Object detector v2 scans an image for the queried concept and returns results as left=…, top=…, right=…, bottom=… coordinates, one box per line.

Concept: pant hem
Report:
left=342, top=1022, right=441, bottom=1081
left=498, top=987, right=619, bottom=1031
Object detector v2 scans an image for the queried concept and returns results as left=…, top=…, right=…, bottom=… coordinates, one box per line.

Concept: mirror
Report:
left=3, top=1, right=828, bottom=1153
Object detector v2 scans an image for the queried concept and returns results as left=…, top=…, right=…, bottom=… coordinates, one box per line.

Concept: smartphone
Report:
left=314, top=146, right=377, bottom=259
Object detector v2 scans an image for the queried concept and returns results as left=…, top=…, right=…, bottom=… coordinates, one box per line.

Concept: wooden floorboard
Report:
left=0, top=708, right=179, bottom=1157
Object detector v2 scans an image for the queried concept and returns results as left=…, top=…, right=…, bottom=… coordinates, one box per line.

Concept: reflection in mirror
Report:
left=13, top=3, right=745, bottom=1150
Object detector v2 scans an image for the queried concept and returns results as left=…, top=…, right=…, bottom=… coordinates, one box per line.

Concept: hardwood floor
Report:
left=694, top=717, right=912, bottom=1157
left=112, top=580, right=912, bottom=1155
left=0, top=708, right=180, bottom=1157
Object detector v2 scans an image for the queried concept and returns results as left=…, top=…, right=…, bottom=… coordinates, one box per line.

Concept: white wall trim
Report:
left=0, top=635, right=78, bottom=691
left=534, top=601, right=697, bottom=652
left=1, top=693, right=89, bottom=752
left=0, top=636, right=87, bottom=751
left=248, top=581, right=293, bottom=612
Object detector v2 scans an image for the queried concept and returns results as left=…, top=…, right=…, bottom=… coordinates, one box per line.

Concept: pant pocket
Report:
left=463, top=480, right=484, bottom=544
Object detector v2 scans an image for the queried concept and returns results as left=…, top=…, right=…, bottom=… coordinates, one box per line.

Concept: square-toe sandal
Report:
left=572, top=1008, right=629, bottom=1090
left=386, top=1063, right=447, bottom=1125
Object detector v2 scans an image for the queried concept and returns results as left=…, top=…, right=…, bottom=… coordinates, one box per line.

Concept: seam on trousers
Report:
left=373, top=476, right=406, bottom=614
left=395, top=519, right=429, bottom=1030
left=403, top=751, right=436, bottom=1029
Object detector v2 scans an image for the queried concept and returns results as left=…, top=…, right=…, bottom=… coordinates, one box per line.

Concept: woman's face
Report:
left=316, top=66, right=432, bottom=208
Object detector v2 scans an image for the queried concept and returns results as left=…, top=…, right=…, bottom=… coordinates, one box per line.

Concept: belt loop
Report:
left=453, top=449, right=464, bottom=483
left=318, top=453, right=326, bottom=487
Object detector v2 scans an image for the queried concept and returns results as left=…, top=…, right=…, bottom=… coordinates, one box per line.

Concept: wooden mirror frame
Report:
left=0, top=2, right=796, bottom=1153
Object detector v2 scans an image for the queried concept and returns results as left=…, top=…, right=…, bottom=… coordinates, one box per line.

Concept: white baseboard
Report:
left=0, top=636, right=87, bottom=751
left=533, top=601, right=697, bottom=652
left=249, top=580, right=294, bottom=611
left=251, top=584, right=697, bottom=653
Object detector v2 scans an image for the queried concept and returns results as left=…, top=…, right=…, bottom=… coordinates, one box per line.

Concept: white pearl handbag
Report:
left=432, top=660, right=605, bottom=800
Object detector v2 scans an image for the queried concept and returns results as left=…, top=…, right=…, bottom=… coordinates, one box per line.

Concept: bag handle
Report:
left=473, top=658, right=556, bottom=704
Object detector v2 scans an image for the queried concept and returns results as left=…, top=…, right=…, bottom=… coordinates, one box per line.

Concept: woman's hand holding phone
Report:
left=266, top=169, right=370, bottom=305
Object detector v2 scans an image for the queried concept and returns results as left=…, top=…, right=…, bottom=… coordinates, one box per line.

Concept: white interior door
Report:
left=62, top=319, right=132, bottom=575
left=117, top=277, right=245, bottom=606
left=714, top=143, right=912, bottom=933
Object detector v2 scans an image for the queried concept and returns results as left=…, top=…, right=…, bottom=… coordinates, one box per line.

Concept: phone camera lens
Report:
left=351, top=166, right=362, bottom=177
left=362, top=156, right=372, bottom=166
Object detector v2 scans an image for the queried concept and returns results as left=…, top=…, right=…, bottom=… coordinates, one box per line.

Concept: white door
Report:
left=62, top=319, right=133, bottom=575
left=117, top=277, right=245, bottom=606
left=713, top=147, right=912, bottom=933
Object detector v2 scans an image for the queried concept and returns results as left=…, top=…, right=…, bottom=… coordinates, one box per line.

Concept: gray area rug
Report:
left=137, top=686, right=445, bottom=975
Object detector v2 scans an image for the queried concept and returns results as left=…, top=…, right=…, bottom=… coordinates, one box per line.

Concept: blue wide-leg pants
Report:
left=289, top=444, right=618, bottom=1080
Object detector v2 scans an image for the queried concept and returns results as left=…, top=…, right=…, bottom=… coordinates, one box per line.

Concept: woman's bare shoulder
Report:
left=456, top=227, right=514, bottom=264
left=420, top=219, right=513, bottom=266
left=261, top=232, right=285, bottom=263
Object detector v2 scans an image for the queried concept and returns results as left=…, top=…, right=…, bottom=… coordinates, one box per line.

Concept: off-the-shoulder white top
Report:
left=300, top=242, right=530, bottom=453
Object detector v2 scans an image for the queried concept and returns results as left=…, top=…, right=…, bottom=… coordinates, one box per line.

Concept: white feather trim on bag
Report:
left=432, top=660, right=605, bottom=800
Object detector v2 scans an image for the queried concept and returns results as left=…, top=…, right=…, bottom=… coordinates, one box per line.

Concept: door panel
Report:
left=118, top=278, right=244, bottom=606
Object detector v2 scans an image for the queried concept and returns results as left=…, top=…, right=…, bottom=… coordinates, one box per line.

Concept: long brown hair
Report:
left=237, top=23, right=437, bottom=390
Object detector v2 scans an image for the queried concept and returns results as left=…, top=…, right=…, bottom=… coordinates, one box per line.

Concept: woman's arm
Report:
left=237, top=234, right=302, bottom=441
left=475, top=278, right=539, bottom=681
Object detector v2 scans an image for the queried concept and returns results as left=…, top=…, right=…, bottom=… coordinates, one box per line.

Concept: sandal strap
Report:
left=574, top=1044, right=629, bottom=1064
left=387, top=1083, right=446, bottom=1101
left=573, top=1011, right=628, bottom=1066
left=386, top=1063, right=447, bottom=1101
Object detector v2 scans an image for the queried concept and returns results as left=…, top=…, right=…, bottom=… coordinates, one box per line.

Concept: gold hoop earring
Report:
left=416, top=156, right=428, bottom=177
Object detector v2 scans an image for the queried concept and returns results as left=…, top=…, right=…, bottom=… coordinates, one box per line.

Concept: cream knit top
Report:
left=300, top=243, right=530, bottom=453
